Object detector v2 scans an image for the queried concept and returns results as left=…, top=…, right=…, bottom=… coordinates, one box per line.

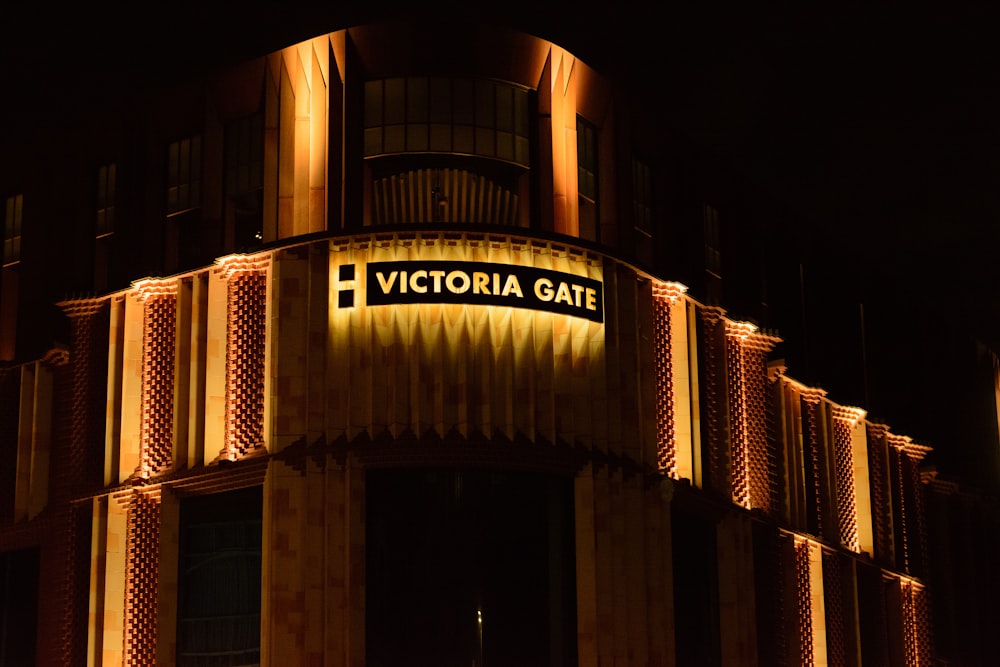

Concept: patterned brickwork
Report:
left=699, top=306, right=728, bottom=494
left=48, top=503, right=93, bottom=667
left=764, top=377, right=783, bottom=519
left=831, top=406, right=865, bottom=552
left=123, top=489, right=161, bottom=666
left=217, top=254, right=269, bottom=460
left=61, top=298, right=110, bottom=495
left=793, top=537, right=815, bottom=667
left=887, top=438, right=909, bottom=574
left=907, top=581, right=932, bottom=666
left=822, top=549, right=848, bottom=667
left=800, top=392, right=825, bottom=537
left=651, top=283, right=685, bottom=475
left=46, top=344, right=90, bottom=667
left=900, top=442, right=931, bottom=578
left=227, top=270, right=267, bottom=457
left=725, top=322, right=753, bottom=507
left=866, top=425, right=893, bottom=565
left=137, top=282, right=177, bottom=478
left=731, top=326, right=780, bottom=512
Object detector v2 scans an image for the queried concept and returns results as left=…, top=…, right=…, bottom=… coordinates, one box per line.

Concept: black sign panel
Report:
left=364, top=261, right=604, bottom=322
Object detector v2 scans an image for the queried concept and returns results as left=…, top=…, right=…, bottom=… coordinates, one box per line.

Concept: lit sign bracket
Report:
left=360, top=260, right=604, bottom=322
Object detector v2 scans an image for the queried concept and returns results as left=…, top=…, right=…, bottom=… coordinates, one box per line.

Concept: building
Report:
left=1, top=21, right=936, bottom=666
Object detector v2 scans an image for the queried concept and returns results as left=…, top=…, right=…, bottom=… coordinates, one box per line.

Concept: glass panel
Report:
left=364, top=127, right=383, bottom=156
left=495, top=85, right=513, bottom=132
left=475, top=80, right=494, bottom=128
left=406, top=124, right=429, bottom=152
left=515, top=136, right=530, bottom=166
left=429, top=77, right=451, bottom=123
left=429, top=124, right=451, bottom=152
left=453, top=125, right=474, bottom=155
left=514, top=89, right=528, bottom=136
left=384, top=125, right=405, bottom=154
left=384, top=78, right=406, bottom=125
left=475, top=127, right=495, bottom=157
left=364, top=80, right=383, bottom=127
left=407, top=77, right=428, bottom=123
left=452, top=79, right=474, bottom=125
left=497, top=131, right=513, bottom=162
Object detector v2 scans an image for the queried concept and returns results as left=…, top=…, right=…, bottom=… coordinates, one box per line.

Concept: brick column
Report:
left=652, top=281, right=686, bottom=476
left=122, top=488, right=162, bottom=666
left=831, top=405, right=866, bottom=552
left=724, top=321, right=780, bottom=512
left=59, top=298, right=110, bottom=495
left=215, top=254, right=269, bottom=461
left=133, top=280, right=177, bottom=479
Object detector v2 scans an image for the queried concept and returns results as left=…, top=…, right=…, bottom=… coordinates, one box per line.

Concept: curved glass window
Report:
left=365, top=77, right=530, bottom=167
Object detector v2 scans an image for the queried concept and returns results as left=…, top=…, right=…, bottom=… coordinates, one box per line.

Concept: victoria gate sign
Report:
left=365, top=261, right=604, bottom=323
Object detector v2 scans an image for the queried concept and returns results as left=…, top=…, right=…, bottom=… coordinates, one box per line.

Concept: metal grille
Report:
left=373, top=168, right=519, bottom=225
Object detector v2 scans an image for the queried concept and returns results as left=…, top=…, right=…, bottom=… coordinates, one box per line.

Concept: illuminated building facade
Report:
left=0, top=21, right=937, bottom=666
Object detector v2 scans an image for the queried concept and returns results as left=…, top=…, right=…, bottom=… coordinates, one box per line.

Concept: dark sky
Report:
left=3, top=3, right=999, bottom=477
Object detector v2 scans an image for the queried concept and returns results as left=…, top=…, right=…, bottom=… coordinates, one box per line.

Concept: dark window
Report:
left=576, top=118, right=597, bottom=202
left=225, top=114, right=264, bottom=250
left=167, top=135, right=202, bottom=216
left=2, top=194, right=22, bottom=267
left=96, top=163, right=116, bottom=238
left=176, top=486, right=262, bottom=667
left=632, top=157, right=653, bottom=236
left=0, top=547, right=40, bottom=667
left=365, top=78, right=530, bottom=167
left=576, top=117, right=598, bottom=241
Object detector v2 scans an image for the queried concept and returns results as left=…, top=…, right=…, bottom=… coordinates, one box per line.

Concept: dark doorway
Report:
left=0, top=547, right=39, bottom=667
left=366, top=469, right=576, bottom=667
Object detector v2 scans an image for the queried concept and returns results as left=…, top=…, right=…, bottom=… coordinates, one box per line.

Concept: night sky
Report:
left=3, top=3, right=998, bottom=482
